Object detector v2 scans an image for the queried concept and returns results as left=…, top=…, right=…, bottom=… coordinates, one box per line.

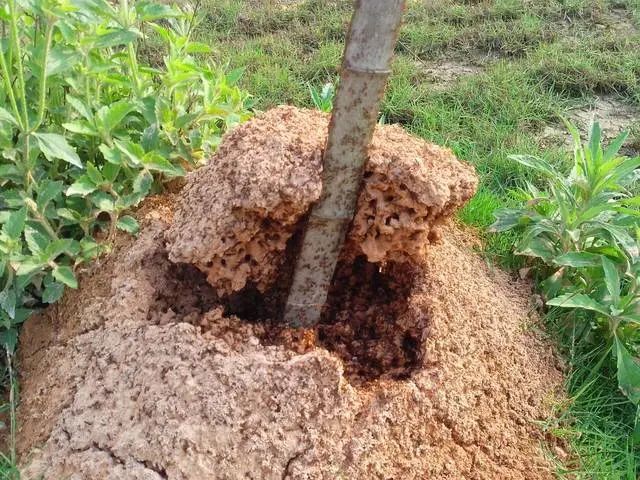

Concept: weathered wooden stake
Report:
left=283, top=0, right=406, bottom=327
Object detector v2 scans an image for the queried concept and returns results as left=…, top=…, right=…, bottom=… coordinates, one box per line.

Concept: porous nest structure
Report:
left=16, top=107, right=564, bottom=480
left=165, top=106, right=477, bottom=295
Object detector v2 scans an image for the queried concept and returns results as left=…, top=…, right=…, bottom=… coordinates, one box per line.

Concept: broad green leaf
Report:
left=102, top=163, right=120, bottom=183
left=34, top=132, right=83, bottom=168
left=509, top=154, right=559, bottom=179
left=185, top=42, right=213, bottom=54
left=602, top=256, right=621, bottom=305
left=99, top=144, right=123, bottom=165
left=42, top=281, right=65, bottom=304
left=44, top=239, right=80, bottom=260
left=135, top=1, right=178, bottom=20
left=546, top=293, right=610, bottom=316
left=86, top=162, right=103, bottom=185
left=66, top=95, right=93, bottom=122
left=15, top=260, right=45, bottom=277
left=92, top=28, right=140, bottom=48
left=489, top=208, right=526, bottom=232
left=133, top=170, right=152, bottom=194
left=141, top=152, right=184, bottom=176
left=114, top=139, right=144, bottom=166
left=46, top=46, right=81, bottom=76
left=37, top=180, right=64, bottom=210
left=24, top=226, right=50, bottom=254
left=66, top=176, right=97, bottom=196
left=2, top=207, right=26, bottom=239
left=516, top=236, right=556, bottom=262
left=0, top=328, right=18, bottom=354
left=56, top=208, right=82, bottom=222
left=97, top=100, right=135, bottom=133
left=53, top=265, right=78, bottom=288
left=615, top=337, right=640, bottom=405
left=0, top=289, right=16, bottom=319
left=552, top=252, right=602, bottom=268
left=91, top=191, right=114, bottom=211
left=0, top=107, right=18, bottom=126
left=62, top=121, right=99, bottom=136
left=116, top=215, right=139, bottom=234
left=603, top=130, right=629, bottom=162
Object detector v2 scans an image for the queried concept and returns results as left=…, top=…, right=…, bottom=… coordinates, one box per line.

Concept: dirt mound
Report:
left=166, top=106, right=476, bottom=295
left=17, top=218, right=562, bottom=479
left=16, top=109, right=562, bottom=479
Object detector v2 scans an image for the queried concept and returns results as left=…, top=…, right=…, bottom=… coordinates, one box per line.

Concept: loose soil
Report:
left=17, top=108, right=563, bottom=479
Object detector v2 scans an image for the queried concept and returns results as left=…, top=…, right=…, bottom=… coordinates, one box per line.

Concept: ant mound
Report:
left=165, top=106, right=477, bottom=295
left=16, top=109, right=563, bottom=479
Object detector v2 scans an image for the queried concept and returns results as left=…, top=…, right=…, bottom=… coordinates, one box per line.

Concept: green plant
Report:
left=0, top=0, right=251, bottom=354
left=491, top=121, right=640, bottom=408
left=308, top=82, right=335, bottom=112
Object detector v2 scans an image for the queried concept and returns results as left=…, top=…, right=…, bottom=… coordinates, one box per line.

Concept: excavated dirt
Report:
left=16, top=108, right=563, bottom=479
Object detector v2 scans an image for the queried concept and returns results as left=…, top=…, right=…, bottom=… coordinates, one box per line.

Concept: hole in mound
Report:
left=223, top=253, right=426, bottom=385
left=147, top=261, right=220, bottom=326
left=152, top=225, right=427, bottom=385
left=318, top=256, right=425, bottom=384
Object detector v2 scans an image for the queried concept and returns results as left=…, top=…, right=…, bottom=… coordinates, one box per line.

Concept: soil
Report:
left=541, top=94, right=640, bottom=154
left=16, top=108, right=563, bottom=479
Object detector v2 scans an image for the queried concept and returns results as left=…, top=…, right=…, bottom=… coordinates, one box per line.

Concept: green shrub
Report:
left=0, top=0, right=253, bottom=353
left=492, top=122, right=640, bottom=407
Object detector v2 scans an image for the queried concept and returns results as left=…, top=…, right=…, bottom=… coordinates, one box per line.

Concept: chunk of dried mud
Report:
left=166, top=106, right=477, bottom=295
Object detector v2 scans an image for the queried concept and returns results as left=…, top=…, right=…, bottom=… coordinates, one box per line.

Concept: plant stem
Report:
left=5, top=349, right=17, bottom=467
left=30, top=21, right=55, bottom=133
left=0, top=41, right=23, bottom=129
left=7, top=0, right=29, bottom=129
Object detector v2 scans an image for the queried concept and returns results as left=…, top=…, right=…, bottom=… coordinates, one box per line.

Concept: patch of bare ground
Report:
left=17, top=107, right=563, bottom=480
left=541, top=95, right=640, bottom=154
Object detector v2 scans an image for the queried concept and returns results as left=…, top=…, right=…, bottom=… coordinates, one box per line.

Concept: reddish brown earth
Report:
left=17, top=107, right=563, bottom=479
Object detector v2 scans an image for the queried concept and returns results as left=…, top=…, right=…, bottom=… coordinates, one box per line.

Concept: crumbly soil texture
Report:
left=17, top=107, right=562, bottom=480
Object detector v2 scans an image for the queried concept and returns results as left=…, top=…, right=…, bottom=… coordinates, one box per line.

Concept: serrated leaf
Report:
left=141, top=152, right=183, bottom=176
left=0, top=107, right=18, bottom=126
left=33, top=132, right=83, bottom=168
left=86, top=162, right=103, bottom=185
left=133, top=170, right=153, bottom=194
left=0, top=289, right=16, bottom=319
left=91, top=191, right=115, bottom=211
left=42, top=281, right=65, bottom=304
left=116, top=215, right=139, bottom=234
left=52, top=265, right=77, bottom=288
left=102, top=163, right=121, bottom=183
left=15, top=260, right=45, bottom=277
left=37, top=180, right=64, bottom=210
left=24, top=226, right=50, bottom=254
left=97, top=100, right=135, bottom=133
left=66, top=176, right=96, bottom=196
left=2, top=207, right=26, bottom=239
left=66, top=95, right=93, bottom=122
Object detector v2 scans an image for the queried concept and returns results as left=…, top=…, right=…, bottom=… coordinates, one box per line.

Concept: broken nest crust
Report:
left=166, top=106, right=477, bottom=296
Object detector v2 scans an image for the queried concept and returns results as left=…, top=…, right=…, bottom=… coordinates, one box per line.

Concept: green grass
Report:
left=192, top=0, right=640, bottom=477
